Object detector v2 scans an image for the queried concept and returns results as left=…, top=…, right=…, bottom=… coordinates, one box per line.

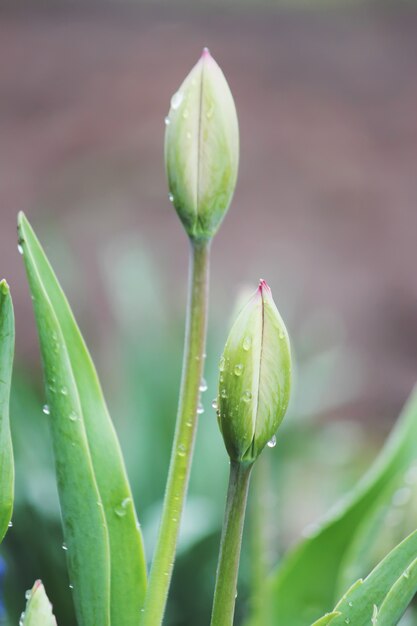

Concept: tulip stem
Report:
left=140, top=239, right=210, bottom=626
left=210, top=460, right=254, bottom=626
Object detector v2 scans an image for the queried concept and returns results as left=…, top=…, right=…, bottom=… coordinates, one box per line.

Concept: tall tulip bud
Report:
left=165, top=48, right=239, bottom=241
left=217, top=280, right=291, bottom=463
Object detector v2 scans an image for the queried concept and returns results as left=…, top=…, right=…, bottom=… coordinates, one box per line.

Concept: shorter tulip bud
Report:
left=165, top=48, right=239, bottom=241
left=217, top=280, right=291, bottom=463
left=22, top=580, right=57, bottom=626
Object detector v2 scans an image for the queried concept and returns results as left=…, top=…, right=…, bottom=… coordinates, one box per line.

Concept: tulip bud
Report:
left=22, top=580, right=57, bottom=626
left=217, top=280, right=291, bottom=463
left=165, top=48, right=239, bottom=241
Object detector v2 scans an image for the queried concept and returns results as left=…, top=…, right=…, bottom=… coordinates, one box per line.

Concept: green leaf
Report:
left=22, top=580, right=57, bottom=626
left=310, top=612, right=340, bottom=626
left=0, top=280, right=14, bottom=543
left=18, top=213, right=147, bottom=626
left=326, top=529, right=417, bottom=625
left=247, top=386, right=417, bottom=626
left=377, top=557, right=417, bottom=625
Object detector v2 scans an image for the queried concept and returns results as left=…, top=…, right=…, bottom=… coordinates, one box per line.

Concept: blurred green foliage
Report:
left=1, top=232, right=415, bottom=625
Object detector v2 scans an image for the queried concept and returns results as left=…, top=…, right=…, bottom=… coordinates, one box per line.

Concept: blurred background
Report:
left=1, top=0, right=417, bottom=624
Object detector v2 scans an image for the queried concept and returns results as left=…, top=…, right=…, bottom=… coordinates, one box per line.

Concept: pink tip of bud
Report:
left=258, top=279, right=271, bottom=294
left=202, top=47, right=211, bottom=58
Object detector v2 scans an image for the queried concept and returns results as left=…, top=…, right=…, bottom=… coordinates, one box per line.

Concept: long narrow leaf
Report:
left=315, top=529, right=417, bottom=625
left=18, top=213, right=147, bottom=626
left=22, top=580, right=57, bottom=626
left=377, top=557, right=417, bottom=625
left=247, top=386, right=417, bottom=626
left=0, top=280, right=14, bottom=542
left=310, top=612, right=340, bottom=626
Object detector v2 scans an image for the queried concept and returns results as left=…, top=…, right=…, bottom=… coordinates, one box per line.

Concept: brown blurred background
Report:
left=1, top=1, right=417, bottom=422
left=1, top=1, right=417, bottom=623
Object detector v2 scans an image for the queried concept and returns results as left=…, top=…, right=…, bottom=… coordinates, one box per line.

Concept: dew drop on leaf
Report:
left=114, top=497, right=131, bottom=518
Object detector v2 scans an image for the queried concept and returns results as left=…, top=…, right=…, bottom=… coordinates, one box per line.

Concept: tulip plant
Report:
left=1, top=48, right=417, bottom=626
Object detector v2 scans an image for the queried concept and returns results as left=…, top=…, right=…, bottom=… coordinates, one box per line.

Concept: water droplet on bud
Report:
left=242, top=391, right=252, bottom=403
left=234, top=363, right=243, bottom=376
left=170, top=91, right=184, bottom=110
left=267, top=435, right=277, bottom=448
left=243, top=336, right=252, bottom=350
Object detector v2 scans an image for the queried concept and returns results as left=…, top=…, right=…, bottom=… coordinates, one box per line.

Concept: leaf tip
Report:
left=0, top=279, right=9, bottom=296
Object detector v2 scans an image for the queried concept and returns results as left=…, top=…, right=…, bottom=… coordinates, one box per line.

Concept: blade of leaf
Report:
left=328, top=529, right=417, bottom=625
left=247, top=386, right=417, bottom=626
left=18, top=213, right=147, bottom=626
left=0, top=280, right=14, bottom=543
left=310, top=612, right=340, bottom=626
left=377, top=557, right=417, bottom=626
left=22, top=580, right=57, bottom=626
left=335, top=478, right=400, bottom=596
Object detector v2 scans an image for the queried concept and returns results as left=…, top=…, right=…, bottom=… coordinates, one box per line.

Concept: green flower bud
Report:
left=165, top=48, right=239, bottom=241
left=217, top=280, right=291, bottom=463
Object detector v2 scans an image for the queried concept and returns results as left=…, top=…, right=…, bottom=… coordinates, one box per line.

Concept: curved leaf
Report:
left=22, top=580, right=57, bottom=626
left=327, top=529, right=417, bottom=625
left=18, top=213, right=147, bottom=626
left=0, top=280, right=14, bottom=543
left=247, top=386, right=417, bottom=626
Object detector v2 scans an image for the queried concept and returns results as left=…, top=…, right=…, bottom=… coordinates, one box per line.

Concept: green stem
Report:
left=210, top=461, right=254, bottom=626
left=249, top=456, right=269, bottom=619
left=141, top=239, right=210, bottom=626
